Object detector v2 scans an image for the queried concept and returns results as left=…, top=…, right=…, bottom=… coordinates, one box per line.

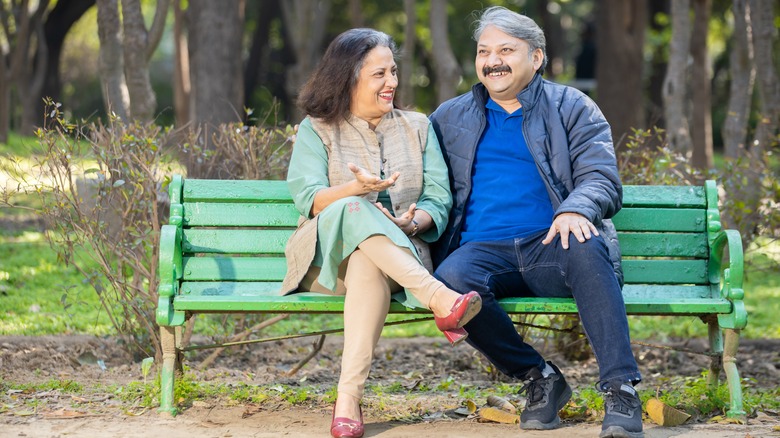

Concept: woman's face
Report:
left=350, top=46, right=398, bottom=128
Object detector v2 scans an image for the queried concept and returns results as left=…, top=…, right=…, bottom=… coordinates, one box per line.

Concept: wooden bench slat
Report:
left=621, top=185, right=706, bottom=208
left=183, top=229, right=292, bottom=254
left=182, top=257, right=287, bottom=281
left=612, top=208, right=706, bottom=232
left=172, top=293, right=731, bottom=315
left=617, top=232, right=708, bottom=257
left=179, top=282, right=715, bottom=300
left=622, top=259, right=708, bottom=284
left=184, top=203, right=299, bottom=227
left=183, top=179, right=291, bottom=202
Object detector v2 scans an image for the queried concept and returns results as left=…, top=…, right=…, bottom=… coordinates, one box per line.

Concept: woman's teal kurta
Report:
left=283, top=111, right=452, bottom=308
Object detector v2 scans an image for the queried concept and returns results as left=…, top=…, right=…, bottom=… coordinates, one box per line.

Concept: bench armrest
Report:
left=156, top=224, right=185, bottom=326
left=710, top=229, right=747, bottom=329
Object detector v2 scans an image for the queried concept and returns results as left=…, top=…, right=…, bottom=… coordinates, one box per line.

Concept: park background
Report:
left=1, top=0, right=779, bottom=430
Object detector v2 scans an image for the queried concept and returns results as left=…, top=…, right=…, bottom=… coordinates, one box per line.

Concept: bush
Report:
left=2, top=101, right=293, bottom=358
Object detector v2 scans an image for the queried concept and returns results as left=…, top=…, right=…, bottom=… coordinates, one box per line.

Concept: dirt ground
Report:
left=1, top=334, right=779, bottom=438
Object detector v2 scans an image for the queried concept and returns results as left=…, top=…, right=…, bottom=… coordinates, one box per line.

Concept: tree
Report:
left=596, top=0, right=648, bottom=146
left=663, top=0, right=693, bottom=155
left=690, top=0, right=713, bottom=169
left=280, top=0, right=331, bottom=123
left=37, top=0, right=96, bottom=127
left=398, top=0, right=416, bottom=108
left=95, top=0, right=168, bottom=122
left=722, top=0, right=754, bottom=159
left=748, top=0, right=780, bottom=156
left=0, top=0, right=50, bottom=141
left=188, top=0, right=245, bottom=127
left=429, top=0, right=459, bottom=105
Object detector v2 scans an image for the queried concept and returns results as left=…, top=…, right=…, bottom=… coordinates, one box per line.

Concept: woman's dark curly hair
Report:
left=298, top=28, right=397, bottom=124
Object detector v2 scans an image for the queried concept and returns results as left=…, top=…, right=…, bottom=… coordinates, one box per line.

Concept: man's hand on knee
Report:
left=542, top=212, right=599, bottom=249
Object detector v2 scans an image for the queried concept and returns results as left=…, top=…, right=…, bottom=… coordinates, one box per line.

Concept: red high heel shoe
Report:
left=331, top=404, right=364, bottom=438
left=434, top=291, right=482, bottom=337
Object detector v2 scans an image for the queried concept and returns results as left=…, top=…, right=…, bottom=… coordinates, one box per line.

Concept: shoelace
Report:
left=605, top=389, right=638, bottom=416
left=519, top=377, right=550, bottom=405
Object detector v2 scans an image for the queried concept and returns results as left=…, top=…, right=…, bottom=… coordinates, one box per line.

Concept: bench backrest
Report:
left=168, top=176, right=722, bottom=300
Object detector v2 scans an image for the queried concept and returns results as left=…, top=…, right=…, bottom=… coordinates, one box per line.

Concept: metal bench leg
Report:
left=159, top=325, right=178, bottom=416
left=707, top=318, right=723, bottom=388
left=723, top=328, right=746, bottom=419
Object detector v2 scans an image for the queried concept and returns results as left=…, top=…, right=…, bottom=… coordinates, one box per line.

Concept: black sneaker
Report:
left=599, top=381, right=644, bottom=438
left=519, top=361, right=572, bottom=430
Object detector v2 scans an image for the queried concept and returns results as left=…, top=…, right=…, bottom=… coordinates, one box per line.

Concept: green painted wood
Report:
left=621, top=185, right=706, bottom=208
left=612, top=208, right=706, bottom=232
left=183, top=202, right=299, bottom=227
left=623, top=259, right=708, bottom=284
left=183, top=229, right=293, bottom=254
left=179, top=282, right=715, bottom=301
left=617, top=232, right=708, bottom=257
left=619, top=284, right=716, bottom=299
left=181, top=281, right=283, bottom=296
left=182, top=257, right=287, bottom=281
left=172, top=293, right=731, bottom=315
left=183, top=179, right=292, bottom=202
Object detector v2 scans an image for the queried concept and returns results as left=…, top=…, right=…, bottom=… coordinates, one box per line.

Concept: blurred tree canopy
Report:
left=1, top=0, right=778, bottom=162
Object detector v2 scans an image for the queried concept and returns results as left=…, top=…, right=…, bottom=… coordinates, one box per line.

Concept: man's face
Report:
left=475, top=25, right=543, bottom=102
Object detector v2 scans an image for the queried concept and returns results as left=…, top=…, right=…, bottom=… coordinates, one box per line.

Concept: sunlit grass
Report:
left=0, top=231, right=114, bottom=336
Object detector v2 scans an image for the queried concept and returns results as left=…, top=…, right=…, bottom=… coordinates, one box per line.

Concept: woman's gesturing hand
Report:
left=374, top=202, right=417, bottom=234
left=348, top=162, right=400, bottom=194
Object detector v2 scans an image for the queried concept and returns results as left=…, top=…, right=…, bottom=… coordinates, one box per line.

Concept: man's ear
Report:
left=533, top=48, right=544, bottom=71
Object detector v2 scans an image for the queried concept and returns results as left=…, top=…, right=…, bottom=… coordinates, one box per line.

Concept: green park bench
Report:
left=156, top=175, right=747, bottom=419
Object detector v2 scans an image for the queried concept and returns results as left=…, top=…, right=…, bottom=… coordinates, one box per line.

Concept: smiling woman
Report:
left=280, top=28, right=482, bottom=438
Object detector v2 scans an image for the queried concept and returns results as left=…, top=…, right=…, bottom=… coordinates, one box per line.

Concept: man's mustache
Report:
left=483, top=65, right=511, bottom=76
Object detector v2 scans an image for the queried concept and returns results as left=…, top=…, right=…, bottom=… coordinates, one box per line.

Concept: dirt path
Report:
left=2, top=335, right=779, bottom=437
left=3, top=405, right=779, bottom=438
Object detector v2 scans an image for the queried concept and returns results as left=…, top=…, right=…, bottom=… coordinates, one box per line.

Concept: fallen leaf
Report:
left=465, top=400, right=477, bottom=414
left=479, top=407, right=520, bottom=424
left=42, top=409, right=88, bottom=419
left=646, top=398, right=691, bottom=426
left=487, top=395, right=516, bottom=413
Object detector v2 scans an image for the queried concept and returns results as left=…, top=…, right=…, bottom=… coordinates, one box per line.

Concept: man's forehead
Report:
left=477, top=27, right=526, bottom=47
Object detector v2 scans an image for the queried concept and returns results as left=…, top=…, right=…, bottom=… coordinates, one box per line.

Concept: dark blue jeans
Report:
left=434, top=230, right=641, bottom=386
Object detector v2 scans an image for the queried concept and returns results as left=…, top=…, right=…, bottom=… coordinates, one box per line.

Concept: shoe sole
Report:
left=599, top=425, right=644, bottom=438
left=454, top=296, right=482, bottom=329
left=520, top=384, right=573, bottom=430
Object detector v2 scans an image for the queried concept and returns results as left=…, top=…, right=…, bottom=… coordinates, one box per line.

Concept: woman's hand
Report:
left=348, top=162, right=400, bottom=194
left=374, top=202, right=417, bottom=234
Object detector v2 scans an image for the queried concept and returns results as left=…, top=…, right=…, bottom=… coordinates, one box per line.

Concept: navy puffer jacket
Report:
left=429, top=73, right=624, bottom=286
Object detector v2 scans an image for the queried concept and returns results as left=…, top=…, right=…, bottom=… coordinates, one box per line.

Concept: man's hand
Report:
left=348, top=162, right=400, bottom=194
left=542, top=212, right=599, bottom=249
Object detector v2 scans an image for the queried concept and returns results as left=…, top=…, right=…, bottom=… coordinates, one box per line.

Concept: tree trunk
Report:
left=399, top=0, right=416, bottom=107
left=189, top=0, right=246, bottom=127
left=172, top=0, right=190, bottom=127
left=244, top=0, right=279, bottom=117
left=595, top=0, right=647, bottom=147
left=538, top=0, right=563, bottom=78
left=0, top=53, right=9, bottom=143
left=96, top=0, right=130, bottom=120
left=646, top=0, right=670, bottom=129
left=690, top=0, right=713, bottom=170
left=748, top=0, right=780, bottom=156
left=722, top=0, right=754, bottom=159
left=348, top=0, right=364, bottom=28
left=429, top=0, right=460, bottom=105
left=280, top=0, right=331, bottom=122
left=38, top=0, right=95, bottom=125
left=121, top=0, right=168, bottom=122
left=662, top=0, right=692, bottom=156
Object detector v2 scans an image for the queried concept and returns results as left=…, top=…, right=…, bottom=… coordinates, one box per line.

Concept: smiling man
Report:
left=429, top=6, right=644, bottom=438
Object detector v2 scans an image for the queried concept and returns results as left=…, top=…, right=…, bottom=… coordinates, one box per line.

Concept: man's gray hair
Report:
left=473, top=6, right=548, bottom=73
